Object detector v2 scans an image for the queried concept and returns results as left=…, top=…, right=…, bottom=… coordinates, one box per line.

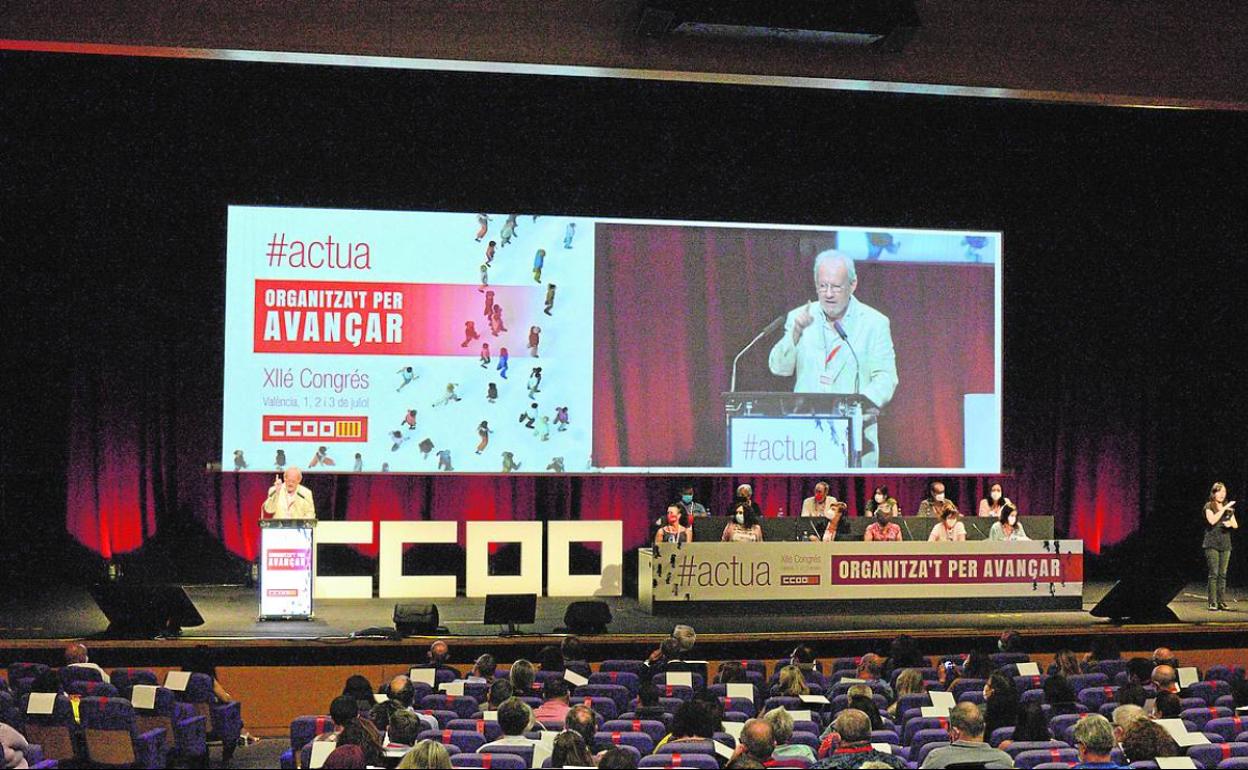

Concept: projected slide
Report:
left=224, top=206, right=1001, bottom=474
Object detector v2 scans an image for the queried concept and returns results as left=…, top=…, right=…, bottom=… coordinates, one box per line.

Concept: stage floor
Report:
left=3, top=582, right=1247, bottom=647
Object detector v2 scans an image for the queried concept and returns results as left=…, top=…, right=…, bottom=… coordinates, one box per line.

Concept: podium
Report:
left=258, top=519, right=316, bottom=621
left=722, top=392, right=878, bottom=469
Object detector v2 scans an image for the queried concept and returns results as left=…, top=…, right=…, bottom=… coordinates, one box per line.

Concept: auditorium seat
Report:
left=8, top=664, right=49, bottom=690
left=590, top=670, right=641, bottom=695
left=1003, top=740, right=1072, bottom=759
left=829, top=679, right=887, bottom=698
left=419, top=728, right=486, bottom=754
left=65, top=680, right=119, bottom=698
left=638, top=753, right=719, bottom=769
left=19, top=692, right=80, bottom=764
left=830, top=657, right=859, bottom=672
left=1190, top=742, right=1248, bottom=767
left=78, top=695, right=169, bottom=770
left=110, top=668, right=159, bottom=692
left=989, top=726, right=1014, bottom=746
left=1219, top=758, right=1248, bottom=769
left=652, top=683, right=696, bottom=703
left=910, top=728, right=950, bottom=760
left=1207, top=665, right=1246, bottom=682
left=915, top=737, right=951, bottom=766
left=1014, top=747, right=1080, bottom=768
left=178, top=673, right=242, bottom=762
left=1182, top=696, right=1210, bottom=711
left=1066, top=672, right=1110, bottom=692
left=1079, top=685, right=1119, bottom=710
left=573, top=694, right=619, bottom=720
left=599, top=660, right=644, bottom=675
left=903, top=717, right=949, bottom=746
left=450, top=751, right=527, bottom=769
left=417, top=709, right=459, bottom=728
left=281, top=715, right=334, bottom=769
left=1184, top=706, right=1233, bottom=731
left=1016, top=674, right=1047, bottom=693
left=950, top=678, right=988, bottom=700
left=420, top=693, right=480, bottom=719
left=713, top=695, right=756, bottom=717
left=447, top=718, right=503, bottom=741
left=478, top=743, right=534, bottom=766
left=602, top=718, right=666, bottom=743
left=655, top=739, right=716, bottom=757
left=990, top=652, right=1031, bottom=667
left=789, top=730, right=821, bottom=752
left=959, top=690, right=986, bottom=705
left=1088, top=659, right=1129, bottom=678
left=1208, top=717, right=1248, bottom=743
left=534, top=670, right=565, bottom=689
left=58, top=665, right=104, bottom=689
left=652, top=672, right=706, bottom=691
left=1191, top=681, right=1233, bottom=706
left=459, top=681, right=489, bottom=702
left=595, top=729, right=656, bottom=755
left=132, top=685, right=208, bottom=765
left=1048, top=713, right=1083, bottom=742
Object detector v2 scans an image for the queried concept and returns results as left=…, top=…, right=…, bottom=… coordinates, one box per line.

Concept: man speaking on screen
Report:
left=261, top=467, right=316, bottom=519
left=768, top=250, right=898, bottom=466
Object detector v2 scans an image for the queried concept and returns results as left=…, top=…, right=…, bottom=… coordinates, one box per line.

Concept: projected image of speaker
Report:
left=90, top=583, right=205, bottom=639
left=483, top=593, right=537, bottom=636
left=563, top=600, right=613, bottom=634
left=393, top=602, right=441, bottom=636
left=1089, top=572, right=1187, bottom=622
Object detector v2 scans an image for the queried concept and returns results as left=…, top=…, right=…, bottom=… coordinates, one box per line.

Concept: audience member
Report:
left=561, top=637, right=587, bottom=669
left=716, top=661, right=748, bottom=684
left=1151, top=691, right=1182, bottom=719
left=336, top=716, right=384, bottom=768
left=533, top=678, right=572, bottom=723
left=0, top=722, right=33, bottom=770
left=342, top=674, right=375, bottom=712
left=466, top=653, right=496, bottom=683
left=1115, top=683, right=1146, bottom=708
left=396, top=740, right=451, bottom=770
left=1005, top=703, right=1051, bottom=747
left=673, top=624, right=697, bottom=654
left=536, top=645, right=565, bottom=672
left=884, top=634, right=926, bottom=678
left=478, top=698, right=536, bottom=753
left=565, top=704, right=601, bottom=754
left=730, top=718, right=776, bottom=766
left=1111, top=704, right=1146, bottom=746
left=1070, top=714, right=1118, bottom=769
left=1120, top=718, right=1179, bottom=762
left=857, top=653, right=894, bottom=700
left=983, top=671, right=1020, bottom=740
left=1043, top=674, right=1082, bottom=716
left=509, top=659, right=536, bottom=695
left=551, top=730, right=594, bottom=768
left=597, top=746, right=639, bottom=769
left=63, top=642, right=107, bottom=679
left=1230, top=673, right=1248, bottom=708
left=1085, top=638, right=1121, bottom=668
left=1125, top=657, right=1153, bottom=685
left=1052, top=649, right=1082, bottom=678
left=773, top=665, right=810, bottom=697
left=486, top=679, right=513, bottom=710
left=421, top=640, right=457, bottom=677
left=383, top=710, right=421, bottom=755
left=656, top=700, right=717, bottom=751
left=889, top=668, right=927, bottom=718
left=633, top=682, right=668, bottom=722
left=847, top=684, right=884, bottom=730
left=813, top=708, right=906, bottom=768
left=322, top=744, right=365, bottom=769
left=1150, top=664, right=1179, bottom=694
left=919, top=703, right=1013, bottom=769
left=1151, top=647, right=1179, bottom=669
left=998, top=630, right=1025, bottom=654
left=641, top=637, right=687, bottom=678
left=764, top=707, right=817, bottom=764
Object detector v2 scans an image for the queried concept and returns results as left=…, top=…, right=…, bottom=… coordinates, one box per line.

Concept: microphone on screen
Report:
left=730, top=312, right=788, bottom=392
left=833, top=320, right=861, bottom=395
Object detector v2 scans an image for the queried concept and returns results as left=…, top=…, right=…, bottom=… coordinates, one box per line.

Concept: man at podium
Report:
left=767, top=250, right=898, bottom=467
left=262, top=467, right=316, bottom=519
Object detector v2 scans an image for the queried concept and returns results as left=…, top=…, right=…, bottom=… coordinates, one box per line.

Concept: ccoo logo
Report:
left=262, top=415, right=368, bottom=442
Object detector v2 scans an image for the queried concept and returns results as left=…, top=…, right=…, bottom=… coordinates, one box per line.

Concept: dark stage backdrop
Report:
left=3, top=52, right=1247, bottom=587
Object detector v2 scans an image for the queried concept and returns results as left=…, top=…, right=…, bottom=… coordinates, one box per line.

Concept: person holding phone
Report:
left=1203, top=481, right=1238, bottom=610
left=261, top=467, right=316, bottom=519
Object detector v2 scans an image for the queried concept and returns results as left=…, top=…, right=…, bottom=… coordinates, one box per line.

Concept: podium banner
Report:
left=648, top=540, right=1082, bottom=610
left=260, top=522, right=314, bottom=618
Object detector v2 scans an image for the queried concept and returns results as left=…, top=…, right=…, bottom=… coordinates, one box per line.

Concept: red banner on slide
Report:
left=253, top=279, right=536, bottom=355
left=829, top=552, right=1083, bottom=585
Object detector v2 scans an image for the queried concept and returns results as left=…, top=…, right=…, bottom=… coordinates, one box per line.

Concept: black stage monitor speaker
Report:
left=1089, top=572, right=1187, bottom=622
left=393, top=603, right=440, bottom=636
left=90, top=583, right=205, bottom=638
left=564, top=600, right=613, bottom=634
left=484, top=593, right=537, bottom=635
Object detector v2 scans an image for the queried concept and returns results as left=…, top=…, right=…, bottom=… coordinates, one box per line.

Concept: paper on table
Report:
left=722, top=721, right=745, bottom=740
left=1156, top=757, right=1198, bottom=769
left=563, top=669, right=588, bottom=687
left=1016, top=662, right=1041, bottom=676
left=131, top=685, right=158, bottom=710
left=482, top=710, right=498, bottom=721
left=799, top=694, right=830, bottom=704
left=929, top=691, right=956, bottom=710
left=838, top=677, right=866, bottom=684
left=533, top=734, right=554, bottom=767
left=373, top=693, right=389, bottom=704
left=870, top=743, right=894, bottom=754
left=27, top=692, right=56, bottom=715
left=439, top=681, right=465, bottom=696
left=1177, top=667, right=1199, bottom=688
left=1156, top=718, right=1208, bottom=746
left=666, top=671, right=693, bottom=688
left=713, top=740, right=735, bottom=761
left=784, top=709, right=812, bottom=722
left=727, top=683, right=754, bottom=700
left=164, top=671, right=191, bottom=692
left=308, top=740, right=335, bottom=769
left=921, top=705, right=951, bottom=718
left=409, top=668, right=436, bottom=687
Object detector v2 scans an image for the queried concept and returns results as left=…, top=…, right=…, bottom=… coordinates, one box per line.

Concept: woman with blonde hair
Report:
left=397, top=739, right=451, bottom=769
left=1052, top=649, right=1081, bottom=678
left=888, top=668, right=927, bottom=718
left=774, top=664, right=809, bottom=697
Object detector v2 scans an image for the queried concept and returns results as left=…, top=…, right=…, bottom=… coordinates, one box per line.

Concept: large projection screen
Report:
left=224, top=206, right=1001, bottom=474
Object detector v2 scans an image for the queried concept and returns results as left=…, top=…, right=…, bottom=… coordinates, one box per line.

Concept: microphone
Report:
left=730, top=312, right=787, bottom=392
left=833, top=320, right=861, bottom=394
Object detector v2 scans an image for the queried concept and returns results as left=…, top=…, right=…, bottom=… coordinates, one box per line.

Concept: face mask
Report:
left=990, top=491, right=1001, bottom=501
left=876, top=513, right=889, bottom=526
left=815, top=492, right=826, bottom=502
left=735, top=512, right=745, bottom=525
left=682, top=494, right=693, bottom=504
left=668, top=514, right=681, bottom=525
left=875, top=494, right=885, bottom=504
left=934, top=493, right=945, bottom=502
